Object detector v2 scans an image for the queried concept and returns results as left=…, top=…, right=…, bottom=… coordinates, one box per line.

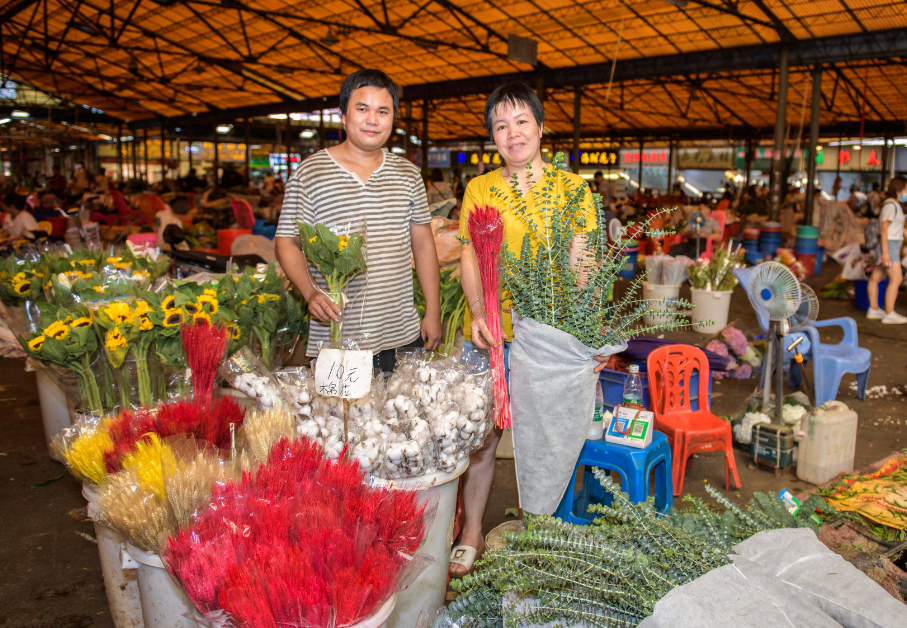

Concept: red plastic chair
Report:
left=700, top=209, right=727, bottom=260
left=646, top=345, right=741, bottom=496
left=109, top=189, right=147, bottom=226
left=231, top=199, right=255, bottom=230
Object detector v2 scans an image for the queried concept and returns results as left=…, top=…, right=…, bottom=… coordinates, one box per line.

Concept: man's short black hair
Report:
left=594, top=171, right=603, bottom=178
left=339, top=69, right=399, bottom=118
left=484, top=83, right=545, bottom=141
left=3, top=192, right=26, bottom=211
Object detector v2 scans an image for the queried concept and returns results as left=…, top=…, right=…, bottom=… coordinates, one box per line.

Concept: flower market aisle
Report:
left=0, top=265, right=905, bottom=625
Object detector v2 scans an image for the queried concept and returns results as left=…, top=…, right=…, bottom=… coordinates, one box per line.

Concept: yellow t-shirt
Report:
left=459, top=167, right=597, bottom=341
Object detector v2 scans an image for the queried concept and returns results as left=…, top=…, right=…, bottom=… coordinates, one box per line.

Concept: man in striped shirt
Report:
left=275, top=69, right=442, bottom=370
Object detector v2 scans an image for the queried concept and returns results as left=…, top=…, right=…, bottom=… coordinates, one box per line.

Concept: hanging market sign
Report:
left=676, top=148, right=734, bottom=169
left=579, top=150, right=619, bottom=166
left=621, top=150, right=669, bottom=165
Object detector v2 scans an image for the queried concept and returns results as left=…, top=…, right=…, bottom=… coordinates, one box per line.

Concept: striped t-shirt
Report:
left=276, top=149, right=432, bottom=356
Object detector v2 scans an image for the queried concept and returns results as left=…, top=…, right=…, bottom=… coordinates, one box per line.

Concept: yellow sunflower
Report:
left=196, top=294, right=218, bottom=314
left=192, top=311, right=211, bottom=324
left=75, top=259, right=95, bottom=267
left=70, top=317, right=92, bottom=328
left=105, top=329, right=127, bottom=351
left=257, top=293, right=280, bottom=304
left=93, top=286, right=106, bottom=294
left=338, top=235, right=350, bottom=251
left=106, top=256, right=121, bottom=264
left=183, top=301, right=199, bottom=316
left=308, top=235, right=317, bottom=243
left=138, top=316, right=154, bottom=331
left=228, top=325, right=241, bottom=340
left=114, top=262, right=131, bottom=270
left=12, top=277, right=31, bottom=295
left=161, top=295, right=176, bottom=311
left=133, top=300, right=151, bottom=317
left=163, top=310, right=183, bottom=327
left=105, top=302, right=134, bottom=325
left=45, top=321, right=70, bottom=341
left=203, top=288, right=217, bottom=298
left=28, top=335, right=46, bottom=351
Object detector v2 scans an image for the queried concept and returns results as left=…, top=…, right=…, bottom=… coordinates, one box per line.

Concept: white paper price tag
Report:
left=314, top=349, right=373, bottom=399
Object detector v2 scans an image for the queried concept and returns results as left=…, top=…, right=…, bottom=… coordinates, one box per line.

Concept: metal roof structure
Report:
left=1, top=0, right=907, bottom=140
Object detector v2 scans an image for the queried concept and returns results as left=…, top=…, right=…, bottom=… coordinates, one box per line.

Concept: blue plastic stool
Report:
left=554, top=431, right=673, bottom=525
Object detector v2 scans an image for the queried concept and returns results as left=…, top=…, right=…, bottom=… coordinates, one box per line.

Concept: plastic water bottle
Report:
left=587, top=381, right=605, bottom=440
left=623, top=365, right=643, bottom=408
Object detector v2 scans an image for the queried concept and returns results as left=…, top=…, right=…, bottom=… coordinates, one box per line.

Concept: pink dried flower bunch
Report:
left=719, top=326, right=748, bottom=357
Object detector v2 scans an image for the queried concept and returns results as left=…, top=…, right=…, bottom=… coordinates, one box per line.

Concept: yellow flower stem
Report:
left=74, top=355, right=103, bottom=413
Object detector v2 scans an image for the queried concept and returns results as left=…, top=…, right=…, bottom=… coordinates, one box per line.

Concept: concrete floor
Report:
left=1, top=262, right=905, bottom=627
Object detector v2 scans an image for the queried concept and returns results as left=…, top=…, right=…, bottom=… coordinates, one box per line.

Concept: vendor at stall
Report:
left=668, top=206, right=721, bottom=257
left=1, top=192, right=39, bottom=240
left=275, top=69, right=442, bottom=371
left=451, top=83, right=601, bottom=576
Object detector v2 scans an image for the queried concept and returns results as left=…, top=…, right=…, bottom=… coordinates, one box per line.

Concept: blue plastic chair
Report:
left=732, top=267, right=870, bottom=405
left=553, top=431, right=673, bottom=525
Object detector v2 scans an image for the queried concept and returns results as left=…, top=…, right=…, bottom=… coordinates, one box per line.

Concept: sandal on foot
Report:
left=449, top=542, right=485, bottom=576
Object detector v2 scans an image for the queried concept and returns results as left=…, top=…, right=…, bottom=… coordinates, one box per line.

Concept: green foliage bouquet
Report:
left=296, top=222, right=366, bottom=342
left=220, top=263, right=286, bottom=368
left=494, top=153, right=690, bottom=348
left=687, top=243, right=743, bottom=291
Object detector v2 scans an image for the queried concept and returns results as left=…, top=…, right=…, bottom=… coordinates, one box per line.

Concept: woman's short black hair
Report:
left=430, top=168, right=444, bottom=183
left=2, top=192, right=26, bottom=211
left=484, top=83, right=545, bottom=141
left=339, top=69, right=399, bottom=118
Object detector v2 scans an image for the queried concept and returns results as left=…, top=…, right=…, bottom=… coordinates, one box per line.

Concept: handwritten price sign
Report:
left=314, top=348, right=373, bottom=399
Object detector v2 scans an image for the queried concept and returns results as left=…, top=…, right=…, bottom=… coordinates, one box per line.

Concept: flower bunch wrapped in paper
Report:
left=20, top=303, right=103, bottom=414
left=0, top=255, right=45, bottom=305
left=687, top=243, right=743, bottom=291
left=296, top=221, right=366, bottom=343
left=165, top=436, right=429, bottom=628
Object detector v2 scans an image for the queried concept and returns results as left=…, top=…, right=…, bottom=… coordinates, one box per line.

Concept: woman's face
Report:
left=491, top=101, right=542, bottom=169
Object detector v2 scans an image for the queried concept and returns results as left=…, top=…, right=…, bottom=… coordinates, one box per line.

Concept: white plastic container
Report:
left=354, top=594, right=396, bottom=628
left=690, top=288, right=733, bottom=334
left=83, top=485, right=145, bottom=628
left=642, top=283, right=681, bottom=327
left=796, top=401, right=858, bottom=485
left=587, top=381, right=606, bottom=440
left=377, top=458, right=468, bottom=628
left=125, top=542, right=196, bottom=628
left=36, top=369, right=72, bottom=461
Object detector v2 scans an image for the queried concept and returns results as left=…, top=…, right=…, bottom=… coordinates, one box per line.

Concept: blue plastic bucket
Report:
left=853, top=279, right=887, bottom=311
left=619, top=247, right=638, bottom=279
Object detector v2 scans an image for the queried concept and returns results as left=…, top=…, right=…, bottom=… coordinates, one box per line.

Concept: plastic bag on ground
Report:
left=733, top=528, right=907, bottom=628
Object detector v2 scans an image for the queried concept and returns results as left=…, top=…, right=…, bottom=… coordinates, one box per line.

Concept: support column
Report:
left=404, top=101, right=412, bottom=162
left=638, top=139, right=644, bottom=191
left=319, top=109, right=326, bottom=150
left=143, top=128, right=149, bottom=181
left=245, top=117, right=251, bottom=183
left=188, top=137, right=193, bottom=170
left=743, top=139, right=754, bottom=192
left=667, top=140, right=674, bottom=194
left=835, top=133, right=842, bottom=199
left=572, top=87, right=581, bottom=174
left=536, top=75, right=545, bottom=154
left=286, top=118, right=293, bottom=176
left=116, top=124, right=123, bottom=182
left=881, top=135, right=890, bottom=190
left=131, top=130, right=138, bottom=180
left=421, top=100, right=429, bottom=178
left=213, top=124, right=220, bottom=186
left=770, top=46, right=790, bottom=221
left=804, top=64, right=822, bottom=226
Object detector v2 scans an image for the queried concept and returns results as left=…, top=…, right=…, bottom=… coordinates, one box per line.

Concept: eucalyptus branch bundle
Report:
left=467, top=205, right=511, bottom=429
left=493, top=153, right=691, bottom=348
left=449, top=469, right=835, bottom=628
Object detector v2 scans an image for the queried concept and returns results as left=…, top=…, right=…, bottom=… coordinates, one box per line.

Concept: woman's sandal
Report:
left=448, top=542, right=486, bottom=577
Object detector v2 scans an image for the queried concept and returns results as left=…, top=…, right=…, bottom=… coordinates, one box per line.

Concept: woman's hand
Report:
left=882, top=253, right=892, bottom=268
left=470, top=316, right=497, bottom=350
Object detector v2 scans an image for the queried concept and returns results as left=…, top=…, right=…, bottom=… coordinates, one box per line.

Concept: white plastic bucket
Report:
left=642, top=283, right=681, bottom=327
left=690, top=288, right=733, bottom=334
left=83, top=485, right=145, bottom=628
left=36, top=369, right=71, bottom=461
left=377, top=458, right=468, bottom=628
left=353, top=594, right=396, bottom=628
left=125, top=542, right=195, bottom=628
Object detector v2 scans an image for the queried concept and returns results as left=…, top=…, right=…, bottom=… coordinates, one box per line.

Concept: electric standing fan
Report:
left=608, top=217, right=624, bottom=244
left=790, top=283, right=820, bottom=329
left=747, top=262, right=802, bottom=424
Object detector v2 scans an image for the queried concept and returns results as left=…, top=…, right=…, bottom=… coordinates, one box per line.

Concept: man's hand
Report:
left=421, top=311, right=443, bottom=351
left=470, top=316, right=500, bottom=350
left=306, top=290, right=341, bottom=326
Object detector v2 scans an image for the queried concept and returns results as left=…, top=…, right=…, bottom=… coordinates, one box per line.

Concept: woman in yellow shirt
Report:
left=450, top=83, right=597, bottom=576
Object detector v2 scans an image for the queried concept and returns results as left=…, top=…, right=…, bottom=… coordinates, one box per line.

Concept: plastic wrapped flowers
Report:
left=705, top=325, right=761, bottom=380
left=165, top=436, right=430, bottom=628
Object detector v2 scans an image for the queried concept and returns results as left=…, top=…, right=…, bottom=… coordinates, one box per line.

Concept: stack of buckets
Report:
left=795, top=226, right=820, bottom=275
left=743, top=228, right=762, bottom=265
left=759, top=222, right=783, bottom=259
left=619, top=240, right=639, bottom=279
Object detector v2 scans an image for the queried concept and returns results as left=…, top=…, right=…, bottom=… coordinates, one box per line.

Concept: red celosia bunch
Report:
left=166, top=437, right=427, bottom=628
left=468, top=205, right=512, bottom=428
left=181, top=320, right=229, bottom=404
left=101, top=399, right=245, bottom=472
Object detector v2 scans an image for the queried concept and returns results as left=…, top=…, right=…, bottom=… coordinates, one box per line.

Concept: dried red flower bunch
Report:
left=166, top=437, right=427, bottom=628
left=181, top=320, right=229, bottom=405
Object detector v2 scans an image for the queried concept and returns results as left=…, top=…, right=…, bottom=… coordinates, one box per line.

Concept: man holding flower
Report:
left=276, top=69, right=442, bottom=370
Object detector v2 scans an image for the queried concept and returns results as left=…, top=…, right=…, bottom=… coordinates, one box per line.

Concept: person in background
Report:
left=668, top=205, right=720, bottom=257
left=262, top=170, right=276, bottom=195
left=220, top=165, right=244, bottom=189
left=69, top=163, right=91, bottom=202
left=275, top=69, right=442, bottom=371
left=426, top=168, right=453, bottom=205
left=832, top=176, right=843, bottom=200
left=93, top=169, right=111, bottom=192
left=866, top=176, right=907, bottom=324
left=1, top=192, right=39, bottom=239
left=592, top=170, right=613, bottom=208
left=847, top=185, right=866, bottom=213
left=180, top=168, right=205, bottom=192
left=866, top=182, right=882, bottom=217
left=47, top=165, right=67, bottom=198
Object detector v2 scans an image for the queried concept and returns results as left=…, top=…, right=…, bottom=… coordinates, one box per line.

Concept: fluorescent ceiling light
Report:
left=216, top=124, right=232, bottom=134
left=300, top=129, right=315, bottom=139
left=11, top=110, right=29, bottom=118
left=396, top=128, right=405, bottom=135
left=0, top=118, right=10, bottom=125
left=98, top=134, right=113, bottom=140
left=852, top=145, right=861, bottom=151
left=391, top=147, right=405, bottom=154
left=268, top=114, right=288, bottom=120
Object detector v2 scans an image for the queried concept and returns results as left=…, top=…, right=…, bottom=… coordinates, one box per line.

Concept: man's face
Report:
left=341, top=86, right=394, bottom=152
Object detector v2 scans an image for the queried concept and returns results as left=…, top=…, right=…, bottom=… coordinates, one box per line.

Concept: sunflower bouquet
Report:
left=20, top=304, right=103, bottom=414
left=222, top=263, right=287, bottom=369
left=296, top=222, right=366, bottom=342
left=0, top=255, right=45, bottom=305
